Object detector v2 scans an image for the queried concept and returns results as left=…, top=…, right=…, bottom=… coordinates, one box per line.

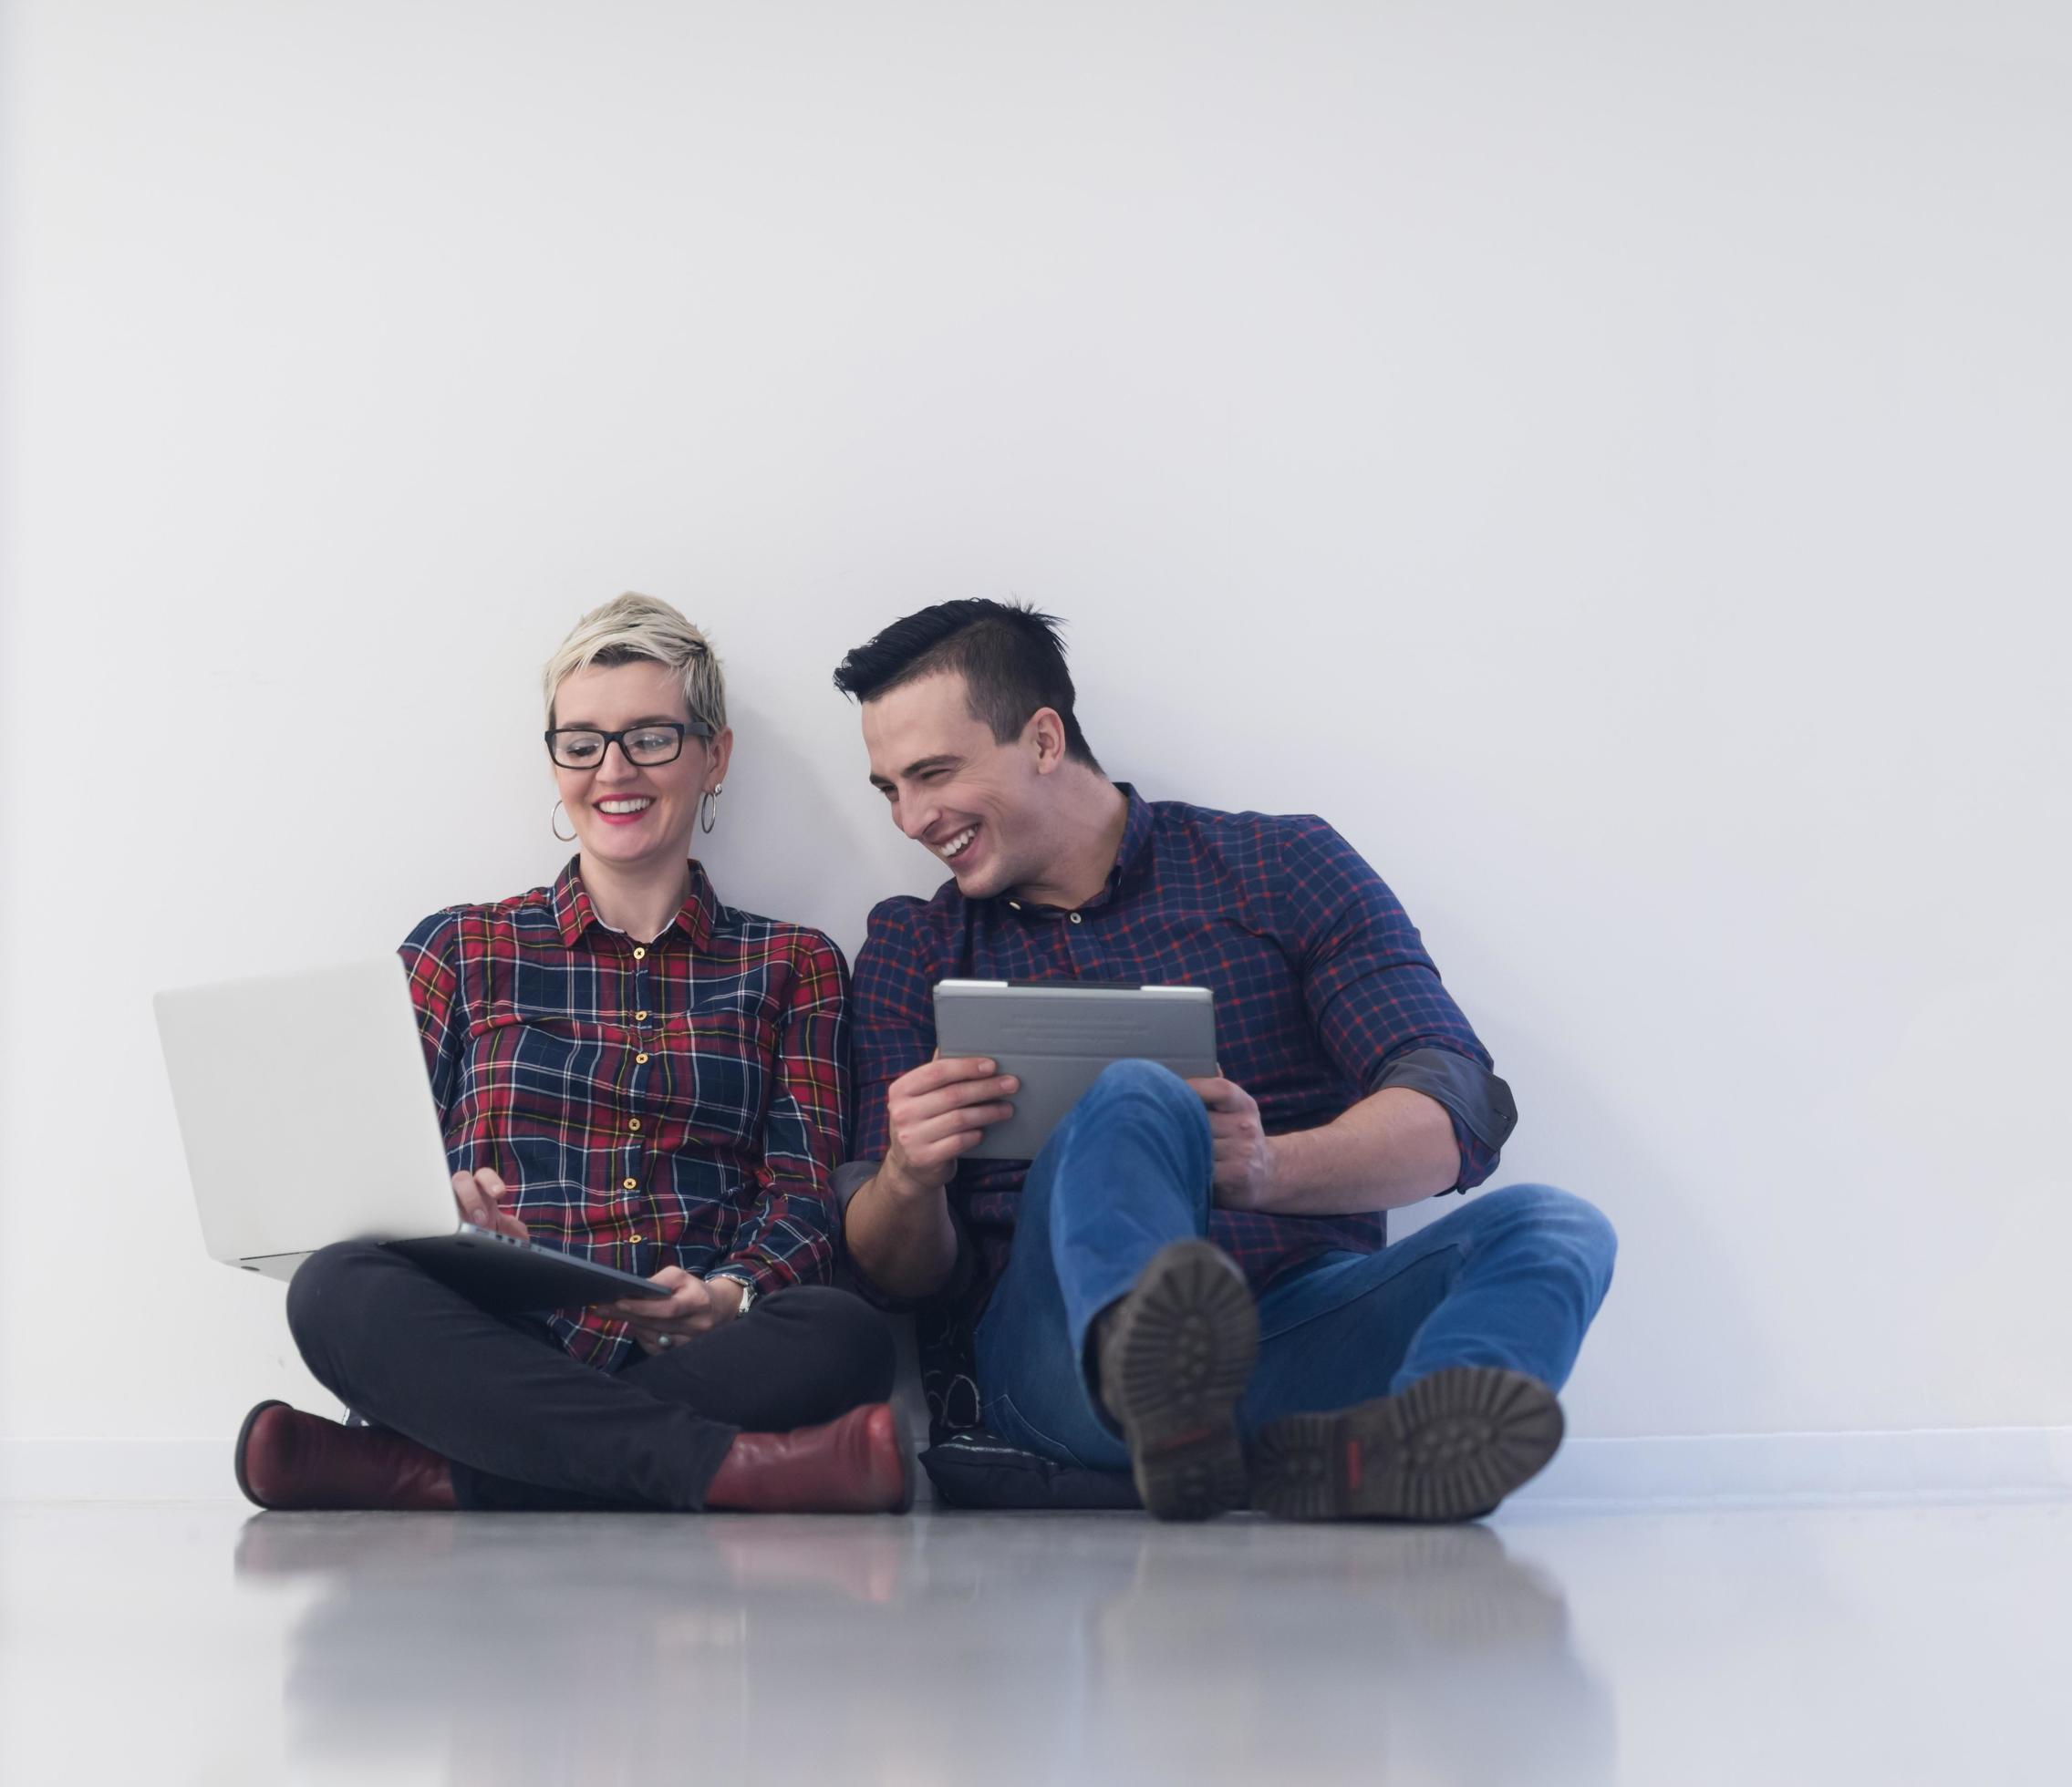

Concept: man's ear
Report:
left=1026, top=707, right=1069, bottom=774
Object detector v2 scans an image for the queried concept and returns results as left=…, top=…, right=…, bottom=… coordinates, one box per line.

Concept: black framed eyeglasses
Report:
left=544, top=719, right=713, bottom=770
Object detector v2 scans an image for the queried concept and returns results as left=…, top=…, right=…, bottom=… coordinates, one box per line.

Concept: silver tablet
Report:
left=932, top=979, right=1217, bottom=1162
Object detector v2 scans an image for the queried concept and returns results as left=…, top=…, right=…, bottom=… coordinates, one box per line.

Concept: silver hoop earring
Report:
left=699, top=784, right=723, bottom=835
left=551, top=800, right=577, bottom=843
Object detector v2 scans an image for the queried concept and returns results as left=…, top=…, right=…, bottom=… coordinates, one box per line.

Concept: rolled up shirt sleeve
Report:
left=1276, top=817, right=1516, bottom=1191
left=715, top=929, right=850, bottom=1293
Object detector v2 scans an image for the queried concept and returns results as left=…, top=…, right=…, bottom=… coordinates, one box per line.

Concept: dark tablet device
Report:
left=385, top=1226, right=673, bottom=1312
left=933, top=979, right=1217, bottom=1161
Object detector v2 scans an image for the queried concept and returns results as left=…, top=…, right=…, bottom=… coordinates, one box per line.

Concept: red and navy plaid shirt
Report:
left=851, top=786, right=1501, bottom=1346
left=401, top=857, right=848, bottom=1372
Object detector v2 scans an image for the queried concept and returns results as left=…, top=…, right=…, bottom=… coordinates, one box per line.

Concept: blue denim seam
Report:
left=1253, top=1241, right=1467, bottom=1343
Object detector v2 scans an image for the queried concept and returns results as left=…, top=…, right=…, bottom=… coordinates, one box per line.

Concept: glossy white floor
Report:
left=3, top=1493, right=2066, bottom=1786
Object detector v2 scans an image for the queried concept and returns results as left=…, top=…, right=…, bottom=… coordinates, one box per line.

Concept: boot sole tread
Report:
left=1251, top=1366, right=1563, bottom=1523
left=1104, top=1240, right=1258, bottom=1521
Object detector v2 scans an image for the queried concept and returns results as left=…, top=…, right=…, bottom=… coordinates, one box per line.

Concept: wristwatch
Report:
left=707, top=1271, right=758, bottom=1319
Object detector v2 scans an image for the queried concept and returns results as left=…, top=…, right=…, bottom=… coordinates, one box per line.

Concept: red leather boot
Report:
left=234, top=1400, right=459, bottom=1511
left=703, top=1403, right=914, bottom=1514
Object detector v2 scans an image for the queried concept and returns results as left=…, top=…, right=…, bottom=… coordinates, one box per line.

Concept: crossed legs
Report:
left=973, top=1060, right=1618, bottom=1518
left=258, top=1242, right=903, bottom=1512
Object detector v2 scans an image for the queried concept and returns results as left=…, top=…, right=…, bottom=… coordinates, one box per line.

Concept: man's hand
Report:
left=878, top=1057, right=1020, bottom=1200
left=841, top=1058, right=1002, bottom=1302
left=451, top=1168, right=530, bottom=1240
left=1187, top=1078, right=1278, bottom=1212
left=604, top=1268, right=741, bottom=1355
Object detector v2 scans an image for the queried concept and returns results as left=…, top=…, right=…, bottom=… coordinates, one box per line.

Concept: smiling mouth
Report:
left=596, top=797, right=655, bottom=821
left=937, top=824, right=979, bottom=862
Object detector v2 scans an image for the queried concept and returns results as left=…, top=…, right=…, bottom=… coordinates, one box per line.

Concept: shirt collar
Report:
left=549, top=856, right=718, bottom=950
left=1001, top=782, right=1153, bottom=917
left=1108, top=782, right=1155, bottom=889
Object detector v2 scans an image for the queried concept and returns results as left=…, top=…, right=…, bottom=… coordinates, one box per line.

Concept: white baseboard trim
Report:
left=1, top=1439, right=235, bottom=1503
left=3, top=1428, right=2068, bottom=1507
left=1511, top=1425, right=2072, bottom=1508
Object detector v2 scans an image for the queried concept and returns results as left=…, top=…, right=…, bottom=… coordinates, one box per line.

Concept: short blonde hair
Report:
left=543, top=593, right=727, bottom=732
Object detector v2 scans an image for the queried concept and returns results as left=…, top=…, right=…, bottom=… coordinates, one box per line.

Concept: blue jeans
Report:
left=972, top=1060, right=1618, bottom=1471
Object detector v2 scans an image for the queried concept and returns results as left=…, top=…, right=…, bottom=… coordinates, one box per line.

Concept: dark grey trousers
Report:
left=286, top=1241, right=895, bottom=1510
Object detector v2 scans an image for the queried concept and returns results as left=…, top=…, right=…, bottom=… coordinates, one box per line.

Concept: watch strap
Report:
left=707, top=1271, right=758, bottom=1317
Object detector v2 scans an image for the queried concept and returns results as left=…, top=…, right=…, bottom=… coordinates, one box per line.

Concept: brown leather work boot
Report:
left=703, top=1403, right=914, bottom=1514
left=234, top=1400, right=458, bottom=1512
left=1249, top=1367, right=1566, bottom=1523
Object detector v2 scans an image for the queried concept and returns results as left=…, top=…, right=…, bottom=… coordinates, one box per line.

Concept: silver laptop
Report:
left=933, top=979, right=1217, bottom=1161
left=153, top=957, right=666, bottom=1309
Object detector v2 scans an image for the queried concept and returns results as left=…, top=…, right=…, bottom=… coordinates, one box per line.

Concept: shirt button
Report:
left=628, top=1117, right=641, bottom=1132
left=635, top=1052, right=649, bottom=1065
left=633, top=946, right=646, bottom=960
left=636, top=1010, right=649, bottom=1021
left=629, top=1235, right=646, bottom=1245
left=1069, top=912, right=1083, bottom=924
left=622, top=1177, right=637, bottom=1191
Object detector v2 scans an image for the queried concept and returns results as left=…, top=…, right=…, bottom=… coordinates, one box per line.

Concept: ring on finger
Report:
left=655, top=1332, right=675, bottom=1349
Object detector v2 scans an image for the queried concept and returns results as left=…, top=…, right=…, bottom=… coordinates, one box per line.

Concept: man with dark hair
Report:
left=831, top=600, right=1616, bottom=1522
left=833, top=597, right=1103, bottom=768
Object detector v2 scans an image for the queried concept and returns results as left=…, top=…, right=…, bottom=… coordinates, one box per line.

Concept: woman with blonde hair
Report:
left=234, top=594, right=909, bottom=1513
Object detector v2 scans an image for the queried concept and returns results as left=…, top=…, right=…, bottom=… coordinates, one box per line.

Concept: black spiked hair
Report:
left=832, top=599, right=1100, bottom=768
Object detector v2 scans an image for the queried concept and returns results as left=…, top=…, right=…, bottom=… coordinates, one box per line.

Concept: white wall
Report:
left=4, top=0, right=2067, bottom=1464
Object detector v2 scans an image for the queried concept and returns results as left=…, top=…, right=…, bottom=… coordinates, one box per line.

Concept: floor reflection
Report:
left=1082, top=1524, right=1616, bottom=1783
left=236, top=1510, right=1615, bottom=1785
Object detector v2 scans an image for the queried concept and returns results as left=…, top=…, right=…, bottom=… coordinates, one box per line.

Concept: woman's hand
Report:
left=451, top=1168, right=530, bottom=1240
left=606, top=1267, right=742, bottom=1355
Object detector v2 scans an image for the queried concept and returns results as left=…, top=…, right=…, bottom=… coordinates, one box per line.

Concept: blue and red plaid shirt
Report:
left=850, top=786, right=1502, bottom=1353
left=400, top=857, right=849, bottom=1372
